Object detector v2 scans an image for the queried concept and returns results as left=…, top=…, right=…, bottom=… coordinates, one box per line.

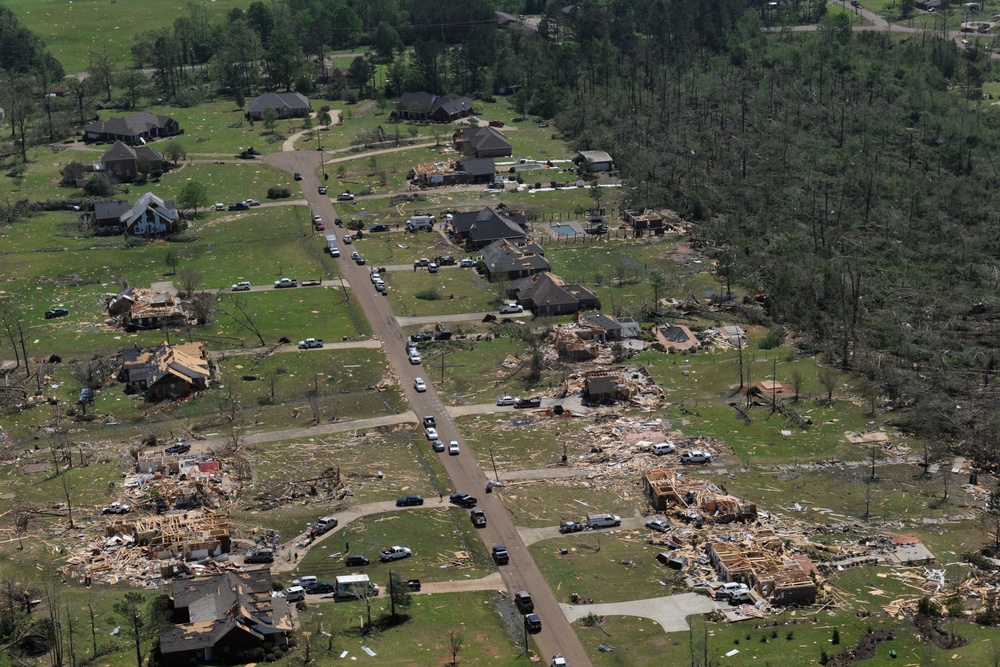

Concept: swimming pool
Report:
left=551, top=224, right=576, bottom=235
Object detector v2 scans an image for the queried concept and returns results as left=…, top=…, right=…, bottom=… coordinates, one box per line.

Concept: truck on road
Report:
left=325, top=235, right=340, bottom=257
left=298, top=338, right=324, bottom=349
left=334, top=574, right=379, bottom=599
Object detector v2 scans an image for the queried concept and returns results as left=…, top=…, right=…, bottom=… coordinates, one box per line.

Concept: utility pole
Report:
left=489, top=448, right=500, bottom=482
left=440, top=349, right=446, bottom=383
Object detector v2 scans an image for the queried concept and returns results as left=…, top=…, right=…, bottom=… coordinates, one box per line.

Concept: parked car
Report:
left=460, top=257, right=476, bottom=267
left=681, top=450, right=712, bottom=464
left=438, top=256, right=456, bottom=266
left=409, top=351, right=422, bottom=364
left=514, top=397, right=542, bottom=409
left=492, top=545, right=509, bottom=565
left=369, top=224, right=389, bottom=232
left=499, top=303, right=524, bottom=314
left=379, top=546, right=412, bottom=562
left=314, top=221, right=325, bottom=231
left=293, top=172, right=303, bottom=181
left=310, top=515, right=338, bottom=536
left=282, top=586, right=306, bottom=602
left=449, top=493, right=477, bottom=508
left=489, top=120, right=505, bottom=127
left=298, top=338, right=324, bottom=349
left=245, top=198, right=260, bottom=206
left=427, top=262, right=438, bottom=273
left=651, top=442, right=676, bottom=455
left=214, top=202, right=226, bottom=211
left=431, top=439, right=445, bottom=452
left=410, top=332, right=432, bottom=342
left=343, top=234, right=353, bottom=244
left=423, top=416, right=437, bottom=427
left=559, top=520, right=585, bottom=534
left=44, top=307, right=69, bottom=319
left=228, top=201, right=249, bottom=211
left=231, top=281, right=251, bottom=291
left=337, top=192, right=355, bottom=201
left=355, top=255, right=366, bottom=266
left=470, top=509, right=486, bottom=527
left=525, top=613, right=542, bottom=633
left=415, top=258, right=430, bottom=267
left=102, top=502, right=131, bottom=515
left=496, top=395, right=516, bottom=406
left=514, top=590, right=534, bottom=613
left=351, top=251, right=360, bottom=260
left=425, top=426, right=439, bottom=440
left=318, top=185, right=327, bottom=194
left=646, top=519, right=670, bottom=533
left=274, top=278, right=298, bottom=288
left=305, top=581, right=335, bottom=594
left=414, top=378, right=427, bottom=392
left=396, top=495, right=424, bottom=507
left=344, top=554, right=370, bottom=566
left=375, top=282, right=387, bottom=294
left=448, top=440, right=460, bottom=455
left=244, top=549, right=274, bottom=564
left=166, top=443, right=191, bottom=455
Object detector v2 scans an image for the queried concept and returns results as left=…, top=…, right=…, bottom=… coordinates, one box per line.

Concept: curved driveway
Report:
left=560, top=593, right=718, bottom=634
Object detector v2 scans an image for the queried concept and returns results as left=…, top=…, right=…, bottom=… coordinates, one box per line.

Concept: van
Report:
left=293, top=576, right=317, bottom=588
left=651, top=442, right=676, bottom=455
left=586, top=513, right=621, bottom=528
left=283, top=586, right=305, bottom=602
left=718, top=582, right=748, bottom=599
left=729, top=589, right=752, bottom=604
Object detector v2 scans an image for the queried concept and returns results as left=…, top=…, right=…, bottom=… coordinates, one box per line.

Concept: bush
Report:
left=415, top=288, right=441, bottom=301
left=84, top=173, right=114, bottom=197
left=60, top=161, right=86, bottom=187
left=267, top=186, right=291, bottom=199
left=509, top=166, right=516, bottom=173
left=831, top=628, right=840, bottom=645
left=534, top=182, right=542, bottom=190
left=758, top=331, right=782, bottom=350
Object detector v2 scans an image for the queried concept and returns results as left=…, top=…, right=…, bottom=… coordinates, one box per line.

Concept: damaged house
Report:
left=582, top=366, right=661, bottom=407
left=410, top=158, right=496, bottom=187
left=160, top=570, right=294, bottom=662
left=707, top=539, right=818, bottom=606
left=120, top=342, right=210, bottom=401
left=107, top=286, right=186, bottom=329
left=104, top=508, right=230, bottom=561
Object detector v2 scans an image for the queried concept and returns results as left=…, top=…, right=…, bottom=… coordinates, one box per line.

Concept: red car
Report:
left=488, top=120, right=504, bottom=127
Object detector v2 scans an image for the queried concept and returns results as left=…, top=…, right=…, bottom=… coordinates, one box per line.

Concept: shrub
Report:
left=550, top=181, right=558, bottom=189
left=758, top=331, right=782, bottom=350
left=60, top=161, right=86, bottom=187
left=267, top=186, right=291, bottom=199
left=84, top=173, right=114, bottom=197
left=819, top=650, right=829, bottom=665
left=509, top=166, right=516, bottom=173
left=534, top=182, right=542, bottom=190
left=831, top=628, right=840, bottom=645
left=415, top=288, right=441, bottom=301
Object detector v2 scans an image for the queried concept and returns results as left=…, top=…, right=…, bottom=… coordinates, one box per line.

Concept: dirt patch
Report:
left=913, top=614, right=969, bottom=650
left=829, top=628, right=895, bottom=665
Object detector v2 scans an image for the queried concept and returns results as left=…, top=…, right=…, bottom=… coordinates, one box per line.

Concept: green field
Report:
left=158, top=162, right=300, bottom=206
left=7, top=0, right=250, bottom=73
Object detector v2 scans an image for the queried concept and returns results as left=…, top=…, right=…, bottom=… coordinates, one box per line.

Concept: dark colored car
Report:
left=559, top=521, right=585, bottom=534
left=514, top=590, right=534, bottom=613
left=514, top=397, right=542, bottom=409
left=305, top=581, right=335, bottom=594
left=318, top=185, right=327, bottom=194
left=344, top=554, right=370, bottom=566
left=45, top=308, right=69, bottom=319
left=410, top=333, right=432, bottom=342
left=431, top=439, right=445, bottom=452
left=166, top=443, right=191, bottom=455
left=293, top=172, right=303, bottom=181
left=449, top=493, right=478, bottom=508
left=492, top=545, right=509, bottom=565
left=422, top=416, right=437, bottom=428
left=433, top=330, right=452, bottom=341
left=470, top=509, right=487, bottom=528
left=244, top=549, right=274, bottom=564
left=355, top=256, right=366, bottom=265
left=228, top=201, right=250, bottom=211
left=525, top=613, right=542, bottom=633
left=369, top=224, right=389, bottom=232
left=438, top=256, right=456, bottom=266
left=396, top=495, right=424, bottom=507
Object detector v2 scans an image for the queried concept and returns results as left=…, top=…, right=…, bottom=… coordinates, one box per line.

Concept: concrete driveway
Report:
left=560, top=592, right=718, bottom=633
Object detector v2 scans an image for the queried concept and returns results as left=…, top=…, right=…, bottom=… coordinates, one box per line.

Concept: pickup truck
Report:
left=379, top=546, right=412, bottom=562
left=298, top=338, right=324, bottom=349
left=102, top=502, right=131, bottom=515
left=274, top=278, right=297, bottom=288
left=422, top=416, right=436, bottom=428
left=514, top=397, right=542, bottom=409
left=492, top=545, right=509, bottom=565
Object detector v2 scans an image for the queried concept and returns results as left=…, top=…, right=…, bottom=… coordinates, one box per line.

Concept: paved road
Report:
left=518, top=517, right=649, bottom=547
left=560, top=593, right=718, bottom=634
left=207, top=339, right=380, bottom=359
left=260, top=148, right=593, bottom=666
left=397, top=311, right=533, bottom=327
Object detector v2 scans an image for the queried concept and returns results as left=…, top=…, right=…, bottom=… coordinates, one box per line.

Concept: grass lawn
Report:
left=6, top=0, right=246, bottom=72
left=290, top=508, right=494, bottom=585
left=292, top=591, right=529, bottom=666
left=0, top=146, right=99, bottom=200
left=498, top=480, right=641, bottom=529
left=322, top=144, right=431, bottom=194
left=143, top=101, right=310, bottom=156
left=461, top=414, right=594, bottom=473
left=158, top=162, right=300, bottom=206
left=348, top=229, right=464, bottom=265
left=577, top=615, right=689, bottom=664
left=387, top=266, right=495, bottom=317
left=528, top=528, right=690, bottom=604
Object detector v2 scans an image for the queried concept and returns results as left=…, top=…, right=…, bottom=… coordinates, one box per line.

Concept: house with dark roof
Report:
left=394, top=92, right=474, bottom=122
left=481, top=238, right=550, bottom=280
left=160, top=570, right=294, bottom=663
left=120, top=342, right=209, bottom=400
left=92, top=200, right=131, bottom=234
left=248, top=92, right=311, bottom=120
left=411, top=158, right=496, bottom=188
left=101, top=141, right=164, bottom=182
left=449, top=206, right=527, bottom=249
left=510, top=271, right=600, bottom=316
left=453, top=126, right=512, bottom=158
left=82, top=111, right=180, bottom=144
left=578, top=312, right=625, bottom=342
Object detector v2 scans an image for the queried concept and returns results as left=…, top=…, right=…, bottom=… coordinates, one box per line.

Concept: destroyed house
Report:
left=584, top=371, right=620, bottom=404
left=411, top=158, right=496, bottom=187
left=623, top=209, right=666, bottom=236
left=644, top=469, right=757, bottom=522
left=105, top=508, right=230, bottom=561
left=481, top=238, right=549, bottom=279
left=510, top=271, right=600, bottom=316
left=577, top=312, right=624, bottom=342
left=707, top=541, right=817, bottom=606
left=120, top=342, right=209, bottom=401
left=109, top=287, right=185, bottom=329
left=160, top=570, right=294, bottom=662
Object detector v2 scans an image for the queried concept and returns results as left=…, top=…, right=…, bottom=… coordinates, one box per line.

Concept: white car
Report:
left=425, top=427, right=439, bottom=440
left=460, top=258, right=476, bottom=267
left=409, top=352, right=422, bottom=365
left=448, top=441, right=460, bottom=455
left=499, top=303, right=524, bottom=314
left=496, top=395, right=516, bottom=406
left=646, top=519, right=670, bottom=532
left=370, top=272, right=382, bottom=283
left=414, top=378, right=427, bottom=392
left=231, top=281, right=251, bottom=291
